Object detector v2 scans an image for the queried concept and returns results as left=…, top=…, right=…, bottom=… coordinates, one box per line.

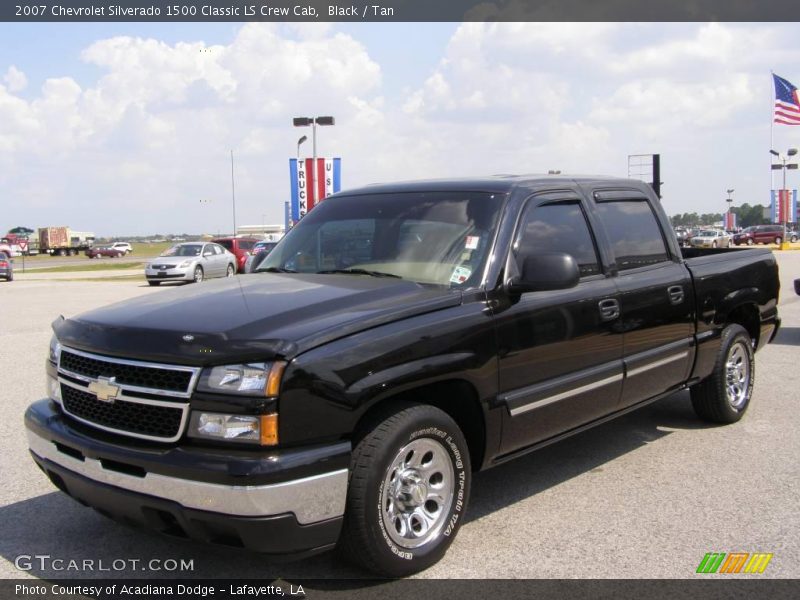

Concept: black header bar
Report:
left=2, top=0, right=799, bottom=23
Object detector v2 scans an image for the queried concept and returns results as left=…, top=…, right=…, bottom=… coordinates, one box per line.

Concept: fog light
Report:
left=46, top=375, right=62, bottom=403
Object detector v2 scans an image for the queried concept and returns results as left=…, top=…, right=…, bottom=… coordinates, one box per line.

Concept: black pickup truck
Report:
left=26, top=176, right=780, bottom=576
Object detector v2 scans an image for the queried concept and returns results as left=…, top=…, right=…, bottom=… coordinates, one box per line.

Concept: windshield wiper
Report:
left=259, top=267, right=297, bottom=273
left=316, top=269, right=402, bottom=279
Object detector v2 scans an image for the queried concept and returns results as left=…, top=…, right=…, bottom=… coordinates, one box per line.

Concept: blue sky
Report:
left=1, top=22, right=799, bottom=236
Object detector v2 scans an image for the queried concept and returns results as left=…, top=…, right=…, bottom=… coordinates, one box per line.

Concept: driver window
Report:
left=515, top=201, right=601, bottom=277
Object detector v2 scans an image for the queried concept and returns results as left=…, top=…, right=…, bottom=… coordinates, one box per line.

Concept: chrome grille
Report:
left=57, top=346, right=200, bottom=442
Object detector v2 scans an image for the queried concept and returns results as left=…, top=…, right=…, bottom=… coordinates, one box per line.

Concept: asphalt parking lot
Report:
left=1, top=253, right=799, bottom=581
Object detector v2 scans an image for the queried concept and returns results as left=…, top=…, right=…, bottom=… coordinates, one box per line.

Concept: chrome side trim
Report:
left=57, top=378, right=190, bottom=444
left=27, top=429, right=347, bottom=525
left=59, top=346, right=202, bottom=397
left=509, top=374, right=623, bottom=417
left=626, top=352, right=689, bottom=378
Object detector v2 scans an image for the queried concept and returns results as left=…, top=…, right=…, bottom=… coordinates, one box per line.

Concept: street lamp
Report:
left=296, top=135, right=307, bottom=159
left=725, top=189, right=735, bottom=230
left=770, top=148, right=798, bottom=248
left=293, top=116, right=335, bottom=206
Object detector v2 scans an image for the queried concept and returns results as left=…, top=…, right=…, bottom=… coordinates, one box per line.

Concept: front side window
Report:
left=259, top=191, right=505, bottom=287
left=514, top=201, right=601, bottom=277
left=594, top=200, right=669, bottom=270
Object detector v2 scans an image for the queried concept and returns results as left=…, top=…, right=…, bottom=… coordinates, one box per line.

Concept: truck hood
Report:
left=53, top=273, right=462, bottom=365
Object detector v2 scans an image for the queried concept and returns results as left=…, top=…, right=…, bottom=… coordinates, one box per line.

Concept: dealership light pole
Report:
left=297, top=135, right=307, bottom=160
left=293, top=116, right=335, bottom=206
left=726, top=189, right=734, bottom=229
left=230, top=150, right=237, bottom=237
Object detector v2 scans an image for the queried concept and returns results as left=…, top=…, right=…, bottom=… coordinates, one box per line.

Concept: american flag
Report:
left=773, top=73, right=800, bottom=125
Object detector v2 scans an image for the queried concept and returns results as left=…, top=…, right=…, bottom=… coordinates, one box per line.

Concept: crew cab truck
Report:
left=25, top=176, right=780, bottom=576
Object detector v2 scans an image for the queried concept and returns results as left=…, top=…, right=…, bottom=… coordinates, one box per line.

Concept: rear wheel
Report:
left=193, top=266, right=204, bottom=283
left=338, top=404, right=471, bottom=577
left=775, top=237, right=782, bottom=245
left=226, top=264, right=235, bottom=277
left=690, top=324, right=754, bottom=424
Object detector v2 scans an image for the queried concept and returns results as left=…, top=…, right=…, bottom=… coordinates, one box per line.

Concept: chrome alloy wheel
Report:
left=726, top=341, right=751, bottom=409
left=380, top=438, right=455, bottom=549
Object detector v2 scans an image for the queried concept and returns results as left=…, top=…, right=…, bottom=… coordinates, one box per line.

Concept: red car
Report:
left=211, top=237, right=260, bottom=273
left=85, top=246, right=126, bottom=259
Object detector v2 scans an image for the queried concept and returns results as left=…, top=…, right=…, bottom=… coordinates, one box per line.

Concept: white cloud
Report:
left=3, top=65, right=27, bottom=92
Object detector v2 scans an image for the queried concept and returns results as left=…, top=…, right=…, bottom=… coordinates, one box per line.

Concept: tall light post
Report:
left=293, top=116, right=335, bottom=207
left=726, top=189, right=734, bottom=230
left=770, top=148, right=798, bottom=248
left=230, top=150, right=237, bottom=237
left=296, top=135, right=307, bottom=160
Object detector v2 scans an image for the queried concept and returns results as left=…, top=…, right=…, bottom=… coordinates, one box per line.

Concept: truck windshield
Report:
left=258, top=191, right=505, bottom=287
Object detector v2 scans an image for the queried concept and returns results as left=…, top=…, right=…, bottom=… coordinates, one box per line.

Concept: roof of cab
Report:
left=334, top=174, right=648, bottom=196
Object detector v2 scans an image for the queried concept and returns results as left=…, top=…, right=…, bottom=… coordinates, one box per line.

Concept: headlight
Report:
left=187, top=412, right=278, bottom=446
left=48, top=335, right=61, bottom=365
left=197, top=362, right=286, bottom=396
left=179, top=260, right=192, bottom=268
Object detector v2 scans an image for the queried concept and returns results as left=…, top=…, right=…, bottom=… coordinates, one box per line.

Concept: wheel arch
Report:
left=351, top=378, right=487, bottom=472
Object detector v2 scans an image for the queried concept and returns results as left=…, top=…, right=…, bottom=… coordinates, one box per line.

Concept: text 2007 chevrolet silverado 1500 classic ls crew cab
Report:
left=26, top=176, right=780, bottom=576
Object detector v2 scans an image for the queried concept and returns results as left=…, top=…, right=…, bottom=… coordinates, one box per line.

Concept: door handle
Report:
left=598, top=298, right=620, bottom=321
left=667, top=285, right=684, bottom=305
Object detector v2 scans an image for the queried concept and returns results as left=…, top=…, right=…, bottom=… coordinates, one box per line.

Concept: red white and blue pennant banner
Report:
left=289, top=158, right=342, bottom=224
left=771, top=189, right=798, bottom=224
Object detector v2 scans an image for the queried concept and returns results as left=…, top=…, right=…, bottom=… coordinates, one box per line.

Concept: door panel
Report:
left=495, top=279, right=623, bottom=455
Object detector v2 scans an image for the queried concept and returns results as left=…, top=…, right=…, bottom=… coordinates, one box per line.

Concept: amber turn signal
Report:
left=260, top=413, right=279, bottom=446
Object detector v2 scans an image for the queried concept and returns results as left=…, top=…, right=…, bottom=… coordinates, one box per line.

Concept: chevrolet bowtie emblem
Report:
left=88, top=376, right=121, bottom=403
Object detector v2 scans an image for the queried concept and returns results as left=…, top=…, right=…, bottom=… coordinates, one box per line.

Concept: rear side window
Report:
left=594, top=200, right=669, bottom=271
left=515, top=201, right=601, bottom=277
left=239, top=240, right=255, bottom=250
left=216, top=240, right=233, bottom=251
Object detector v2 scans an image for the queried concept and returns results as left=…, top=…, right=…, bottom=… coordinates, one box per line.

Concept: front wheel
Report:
left=193, top=266, right=204, bottom=283
left=147, top=281, right=160, bottom=286
left=338, top=404, right=471, bottom=577
left=690, top=324, right=754, bottom=424
left=712, top=240, right=717, bottom=248
left=746, top=238, right=754, bottom=246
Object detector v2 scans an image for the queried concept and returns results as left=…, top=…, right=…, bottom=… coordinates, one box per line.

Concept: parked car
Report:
left=110, top=242, right=133, bottom=254
left=689, top=230, right=731, bottom=248
left=733, top=224, right=789, bottom=246
left=245, top=241, right=279, bottom=273
left=0, top=251, right=13, bottom=281
left=212, top=237, right=260, bottom=273
left=85, top=246, right=126, bottom=259
left=28, top=175, right=780, bottom=577
left=145, top=242, right=236, bottom=285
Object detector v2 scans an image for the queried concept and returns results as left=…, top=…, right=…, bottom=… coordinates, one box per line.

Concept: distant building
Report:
left=235, top=224, right=285, bottom=241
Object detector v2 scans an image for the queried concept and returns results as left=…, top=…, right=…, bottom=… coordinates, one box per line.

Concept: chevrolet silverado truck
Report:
left=25, top=176, right=780, bottom=576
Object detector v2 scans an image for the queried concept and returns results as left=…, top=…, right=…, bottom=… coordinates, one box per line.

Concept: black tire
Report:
left=746, top=238, right=754, bottom=246
left=226, top=264, right=235, bottom=277
left=147, top=281, right=160, bottom=286
left=193, top=266, right=204, bottom=283
left=775, top=237, right=782, bottom=245
left=338, top=403, right=471, bottom=577
left=712, top=240, right=717, bottom=248
left=690, top=324, right=754, bottom=424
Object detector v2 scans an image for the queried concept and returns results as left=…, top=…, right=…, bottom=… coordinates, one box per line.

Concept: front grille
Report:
left=152, top=264, right=176, bottom=269
left=61, top=385, right=184, bottom=440
left=60, top=350, right=192, bottom=393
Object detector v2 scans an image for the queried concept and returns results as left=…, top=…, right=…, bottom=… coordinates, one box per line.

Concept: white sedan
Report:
left=145, top=242, right=236, bottom=286
left=689, top=230, right=731, bottom=248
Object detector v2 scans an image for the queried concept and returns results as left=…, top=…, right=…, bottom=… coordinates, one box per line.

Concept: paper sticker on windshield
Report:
left=465, top=236, right=480, bottom=250
left=450, top=266, right=472, bottom=284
